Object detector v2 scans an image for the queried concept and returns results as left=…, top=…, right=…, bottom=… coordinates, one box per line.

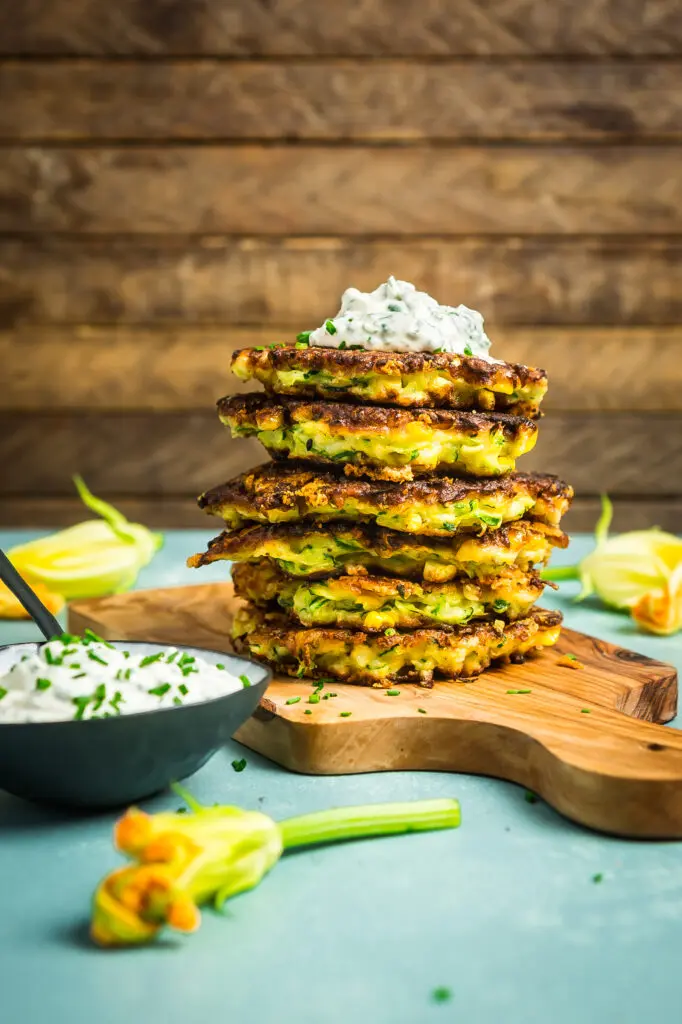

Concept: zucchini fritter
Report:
left=231, top=604, right=563, bottom=687
left=188, top=519, right=568, bottom=582
left=231, top=344, right=547, bottom=415
left=219, top=395, right=537, bottom=481
left=198, top=463, right=573, bottom=537
left=232, top=560, right=545, bottom=630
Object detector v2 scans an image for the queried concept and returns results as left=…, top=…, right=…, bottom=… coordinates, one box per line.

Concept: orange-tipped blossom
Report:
left=93, top=801, right=282, bottom=947
left=91, top=791, right=462, bottom=948
left=91, top=866, right=178, bottom=947
left=631, top=565, right=682, bottom=637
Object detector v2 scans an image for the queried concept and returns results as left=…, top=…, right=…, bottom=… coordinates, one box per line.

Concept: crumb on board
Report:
left=558, top=652, right=585, bottom=670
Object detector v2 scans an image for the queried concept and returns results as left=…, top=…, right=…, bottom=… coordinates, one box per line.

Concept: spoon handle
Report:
left=0, top=547, right=63, bottom=640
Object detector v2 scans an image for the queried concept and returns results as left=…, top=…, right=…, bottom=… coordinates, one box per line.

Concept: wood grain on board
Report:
left=4, top=326, right=682, bottom=413
left=2, top=0, right=680, bottom=56
left=2, top=496, right=682, bottom=534
left=1, top=411, right=681, bottom=497
left=3, top=236, right=682, bottom=328
left=67, top=581, right=681, bottom=838
left=1, top=60, right=681, bottom=141
left=2, top=146, right=682, bottom=235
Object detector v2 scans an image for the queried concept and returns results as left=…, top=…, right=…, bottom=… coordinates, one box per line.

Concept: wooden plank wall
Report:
left=2, top=0, right=682, bottom=532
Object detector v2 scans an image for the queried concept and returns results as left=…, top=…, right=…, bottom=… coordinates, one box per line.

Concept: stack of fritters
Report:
left=189, top=345, right=573, bottom=687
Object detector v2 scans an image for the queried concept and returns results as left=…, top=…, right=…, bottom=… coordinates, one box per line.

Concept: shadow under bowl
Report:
left=0, top=642, right=271, bottom=809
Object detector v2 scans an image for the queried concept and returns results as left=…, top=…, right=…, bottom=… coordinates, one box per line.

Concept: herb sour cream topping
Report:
left=0, top=630, right=251, bottom=724
left=307, top=277, right=495, bottom=359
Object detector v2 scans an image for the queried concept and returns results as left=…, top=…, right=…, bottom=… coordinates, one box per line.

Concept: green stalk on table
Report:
left=91, top=785, right=461, bottom=947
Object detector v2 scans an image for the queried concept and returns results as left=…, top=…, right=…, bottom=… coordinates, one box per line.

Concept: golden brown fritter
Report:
left=219, top=395, right=538, bottom=481
left=231, top=604, right=563, bottom=687
left=231, top=344, right=547, bottom=415
left=198, top=462, right=573, bottom=537
left=232, top=560, right=546, bottom=630
left=188, top=519, right=568, bottom=582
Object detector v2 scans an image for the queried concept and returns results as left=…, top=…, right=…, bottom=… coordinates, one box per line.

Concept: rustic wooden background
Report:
left=2, top=0, right=681, bottom=532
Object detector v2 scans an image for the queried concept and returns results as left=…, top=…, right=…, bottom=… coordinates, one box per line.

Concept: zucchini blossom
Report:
left=91, top=788, right=461, bottom=947
left=544, top=495, right=682, bottom=636
left=8, top=476, right=162, bottom=602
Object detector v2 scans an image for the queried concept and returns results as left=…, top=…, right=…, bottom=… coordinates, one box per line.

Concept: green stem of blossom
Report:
left=541, top=565, right=580, bottom=582
left=278, top=799, right=461, bottom=850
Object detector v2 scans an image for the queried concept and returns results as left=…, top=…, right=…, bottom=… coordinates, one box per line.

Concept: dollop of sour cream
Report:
left=308, top=276, right=493, bottom=358
left=0, top=632, right=249, bottom=724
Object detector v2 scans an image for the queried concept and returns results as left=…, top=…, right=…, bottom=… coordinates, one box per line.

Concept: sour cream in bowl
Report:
left=0, top=632, right=270, bottom=808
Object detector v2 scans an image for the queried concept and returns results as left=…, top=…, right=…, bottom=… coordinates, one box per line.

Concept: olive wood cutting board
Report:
left=69, top=582, right=682, bottom=839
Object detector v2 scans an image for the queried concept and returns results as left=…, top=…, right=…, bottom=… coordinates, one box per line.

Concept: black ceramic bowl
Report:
left=0, top=642, right=270, bottom=808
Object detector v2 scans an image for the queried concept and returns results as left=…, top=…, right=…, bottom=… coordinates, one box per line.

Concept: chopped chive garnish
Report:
left=339, top=711, right=352, bottom=717
left=463, top=344, right=473, bottom=356
left=166, top=651, right=178, bottom=663
left=432, top=987, right=452, bottom=1004
left=69, top=663, right=81, bottom=669
left=124, top=668, right=132, bottom=681
left=0, top=687, right=7, bottom=701
left=384, top=628, right=397, bottom=637
left=308, top=694, right=320, bottom=704
left=325, top=319, right=337, bottom=335
left=507, top=689, right=531, bottom=695
left=44, top=648, right=60, bottom=665
left=36, top=678, right=52, bottom=691
left=240, top=674, right=251, bottom=688
left=123, top=651, right=130, bottom=659
left=592, top=872, right=603, bottom=883
left=179, top=683, right=188, bottom=696
left=231, top=758, right=247, bottom=772
left=72, top=696, right=90, bottom=721
left=564, top=653, right=579, bottom=661
left=173, top=697, right=183, bottom=706
left=417, top=708, right=427, bottom=714
left=84, top=628, right=104, bottom=643
left=59, top=633, right=79, bottom=645
left=524, top=791, right=538, bottom=804
left=140, top=652, right=164, bottom=667
left=581, top=708, right=591, bottom=714
left=286, top=696, right=301, bottom=705
left=148, top=683, right=171, bottom=697
left=386, top=689, right=400, bottom=696
left=176, top=807, right=187, bottom=813
left=304, top=709, right=312, bottom=715
left=92, top=684, right=107, bottom=711
left=72, top=672, right=86, bottom=679
left=87, top=651, right=108, bottom=666
left=216, top=663, right=225, bottom=670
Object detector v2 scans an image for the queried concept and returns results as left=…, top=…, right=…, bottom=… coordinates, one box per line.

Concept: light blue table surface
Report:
left=1, top=530, right=682, bottom=1024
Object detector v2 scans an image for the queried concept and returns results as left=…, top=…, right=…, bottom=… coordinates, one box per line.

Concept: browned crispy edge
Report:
left=219, top=393, right=537, bottom=439
left=232, top=605, right=563, bottom=685
left=188, top=519, right=569, bottom=568
left=232, top=345, right=547, bottom=390
left=198, top=462, right=573, bottom=516
left=232, top=559, right=546, bottom=602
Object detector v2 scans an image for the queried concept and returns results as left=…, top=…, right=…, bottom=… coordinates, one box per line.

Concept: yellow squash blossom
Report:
left=7, top=476, right=162, bottom=604
left=544, top=496, right=682, bottom=636
left=91, top=787, right=461, bottom=947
